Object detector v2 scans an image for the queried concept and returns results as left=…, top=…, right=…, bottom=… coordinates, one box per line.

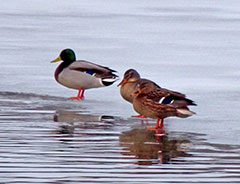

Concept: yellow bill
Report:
left=51, top=56, right=62, bottom=63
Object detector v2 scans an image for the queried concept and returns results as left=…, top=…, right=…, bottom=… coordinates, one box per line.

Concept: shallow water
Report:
left=1, top=0, right=240, bottom=183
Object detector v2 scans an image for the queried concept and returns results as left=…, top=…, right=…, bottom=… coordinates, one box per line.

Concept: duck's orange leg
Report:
left=132, top=114, right=147, bottom=118
left=146, top=118, right=164, bottom=130
left=157, top=118, right=164, bottom=129
left=69, top=88, right=85, bottom=100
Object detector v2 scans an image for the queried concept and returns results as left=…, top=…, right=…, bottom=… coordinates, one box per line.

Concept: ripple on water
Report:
left=0, top=91, right=240, bottom=183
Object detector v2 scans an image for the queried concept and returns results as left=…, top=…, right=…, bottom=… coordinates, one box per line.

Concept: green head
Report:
left=51, top=48, right=76, bottom=63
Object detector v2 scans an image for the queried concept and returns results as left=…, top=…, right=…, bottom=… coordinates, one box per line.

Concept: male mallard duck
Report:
left=132, top=81, right=196, bottom=129
left=118, top=69, right=160, bottom=118
left=51, top=49, right=118, bottom=100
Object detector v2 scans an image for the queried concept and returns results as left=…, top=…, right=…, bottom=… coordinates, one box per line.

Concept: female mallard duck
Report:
left=118, top=69, right=160, bottom=103
left=118, top=69, right=160, bottom=118
left=132, top=81, right=196, bottom=129
left=51, top=49, right=118, bottom=100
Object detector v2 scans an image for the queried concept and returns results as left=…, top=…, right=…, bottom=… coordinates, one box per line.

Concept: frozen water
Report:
left=1, top=0, right=240, bottom=183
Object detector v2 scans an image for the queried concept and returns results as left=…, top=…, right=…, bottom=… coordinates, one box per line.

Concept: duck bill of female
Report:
left=117, top=79, right=127, bottom=87
left=51, top=56, right=62, bottom=63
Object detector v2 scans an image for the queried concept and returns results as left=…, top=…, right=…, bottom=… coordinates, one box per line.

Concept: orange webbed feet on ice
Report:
left=69, top=88, right=85, bottom=100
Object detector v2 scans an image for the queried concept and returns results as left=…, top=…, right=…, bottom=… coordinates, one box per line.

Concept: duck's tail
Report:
left=177, top=108, right=196, bottom=118
left=101, top=75, right=119, bottom=86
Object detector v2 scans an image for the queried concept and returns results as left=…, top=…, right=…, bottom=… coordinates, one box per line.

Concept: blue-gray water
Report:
left=1, top=0, right=240, bottom=183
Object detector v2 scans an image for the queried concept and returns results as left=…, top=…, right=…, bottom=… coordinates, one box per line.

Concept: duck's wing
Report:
left=142, top=97, right=177, bottom=116
left=148, top=87, right=196, bottom=106
left=155, top=88, right=186, bottom=98
left=139, top=78, right=161, bottom=89
left=69, top=60, right=118, bottom=78
left=143, top=97, right=195, bottom=118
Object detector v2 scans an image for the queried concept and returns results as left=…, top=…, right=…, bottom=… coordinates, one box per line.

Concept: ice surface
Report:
left=1, top=0, right=240, bottom=183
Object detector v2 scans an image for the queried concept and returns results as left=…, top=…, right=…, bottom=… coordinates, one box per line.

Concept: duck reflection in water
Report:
left=53, top=110, right=116, bottom=136
left=53, top=110, right=115, bottom=123
left=119, top=128, right=191, bottom=165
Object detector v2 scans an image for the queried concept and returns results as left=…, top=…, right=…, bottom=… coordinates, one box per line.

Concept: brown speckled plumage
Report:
left=132, top=75, right=196, bottom=129
left=134, top=95, right=182, bottom=120
left=118, top=69, right=160, bottom=103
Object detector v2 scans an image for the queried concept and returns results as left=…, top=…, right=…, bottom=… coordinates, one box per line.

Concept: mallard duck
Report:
left=118, top=69, right=161, bottom=103
left=132, top=81, right=196, bottom=129
left=51, top=49, right=118, bottom=100
left=118, top=69, right=160, bottom=118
